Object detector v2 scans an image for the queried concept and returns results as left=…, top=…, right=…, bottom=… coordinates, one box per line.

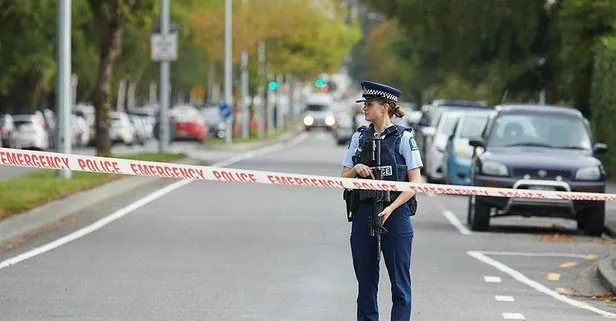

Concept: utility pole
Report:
left=158, top=0, right=171, bottom=153
left=224, top=0, right=233, bottom=144
left=257, top=41, right=265, bottom=138
left=241, top=0, right=250, bottom=139
left=57, top=0, right=72, bottom=179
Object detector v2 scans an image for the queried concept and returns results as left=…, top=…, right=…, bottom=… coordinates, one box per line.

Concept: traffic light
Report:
left=267, top=80, right=278, bottom=91
left=314, top=79, right=327, bottom=88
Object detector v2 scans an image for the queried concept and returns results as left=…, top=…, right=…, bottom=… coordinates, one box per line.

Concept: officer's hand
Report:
left=378, top=206, right=393, bottom=224
left=353, top=164, right=374, bottom=178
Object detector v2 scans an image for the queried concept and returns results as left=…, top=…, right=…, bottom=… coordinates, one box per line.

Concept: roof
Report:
left=495, top=104, right=583, bottom=117
left=432, top=99, right=489, bottom=108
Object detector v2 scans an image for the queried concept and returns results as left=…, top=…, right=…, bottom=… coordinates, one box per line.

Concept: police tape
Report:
left=0, top=147, right=614, bottom=201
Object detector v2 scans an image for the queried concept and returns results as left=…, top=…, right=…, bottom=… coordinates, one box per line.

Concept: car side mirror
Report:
left=416, top=118, right=429, bottom=127
left=469, top=137, right=485, bottom=148
left=593, top=142, right=608, bottom=154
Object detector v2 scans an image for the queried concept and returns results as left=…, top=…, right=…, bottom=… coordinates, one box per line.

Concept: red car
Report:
left=169, top=105, right=209, bottom=141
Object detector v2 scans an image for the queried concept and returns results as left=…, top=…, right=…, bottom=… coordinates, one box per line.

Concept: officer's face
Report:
left=363, top=100, right=386, bottom=122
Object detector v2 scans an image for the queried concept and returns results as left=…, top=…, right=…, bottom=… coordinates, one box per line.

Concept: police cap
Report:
left=355, top=80, right=401, bottom=103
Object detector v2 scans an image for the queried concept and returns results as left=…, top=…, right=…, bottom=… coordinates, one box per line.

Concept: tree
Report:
left=189, top=0, right=360, bottom=80
left=87, top=0, right=155, bottom=156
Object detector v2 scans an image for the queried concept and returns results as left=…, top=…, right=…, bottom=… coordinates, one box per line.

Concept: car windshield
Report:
left=487, top=112, right=592, bottom=150
left=459, top=114, right=489, bottom=139
left=437, top=114, right=460, bottom=137
left=306, top=104, right=329, bottom=112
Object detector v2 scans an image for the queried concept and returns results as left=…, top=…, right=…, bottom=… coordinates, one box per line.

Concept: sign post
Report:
left=151, top=0, right=178, bottom=153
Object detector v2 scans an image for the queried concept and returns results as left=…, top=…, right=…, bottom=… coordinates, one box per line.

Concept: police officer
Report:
left=341, top=81, right=423, bottom=321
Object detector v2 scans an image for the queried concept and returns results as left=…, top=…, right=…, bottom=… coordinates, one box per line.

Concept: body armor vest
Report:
left=350, top=123, right=418, bottom=215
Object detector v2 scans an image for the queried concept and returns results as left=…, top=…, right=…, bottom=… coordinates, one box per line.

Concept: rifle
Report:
left=368, top=132, right=389, bottom=262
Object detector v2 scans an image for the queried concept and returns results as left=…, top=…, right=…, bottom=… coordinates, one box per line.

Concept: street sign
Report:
left=192, top=84, right=205, bottom=101
left=219, top=103, right=232, bottom=120
left=151, top=33, right=178, bottom=61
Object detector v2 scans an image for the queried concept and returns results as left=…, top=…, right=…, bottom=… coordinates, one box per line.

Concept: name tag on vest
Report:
left=375, top=165, right=392, bottom=177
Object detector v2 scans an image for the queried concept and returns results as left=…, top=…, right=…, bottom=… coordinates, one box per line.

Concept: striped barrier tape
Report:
left=0, top=147, right=614, bottom=201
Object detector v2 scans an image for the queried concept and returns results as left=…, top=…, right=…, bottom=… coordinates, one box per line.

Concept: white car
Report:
left=424, top=110, right=462, bottom=183
left=302, top=93, right=336, bottom=131
left=110, top=111, right=136, bottom=145
left=12, top=114, right=50, bottom=150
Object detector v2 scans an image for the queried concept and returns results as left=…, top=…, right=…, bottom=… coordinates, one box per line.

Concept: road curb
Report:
left=0, top=157, right=200, bottom=245
left=201, top=124, right=304, bottom=151
left=596, top=249, right=616, bottom=294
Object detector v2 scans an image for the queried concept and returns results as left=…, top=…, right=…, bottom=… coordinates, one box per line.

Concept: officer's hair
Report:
left=377, top=98, right=405, bottom=118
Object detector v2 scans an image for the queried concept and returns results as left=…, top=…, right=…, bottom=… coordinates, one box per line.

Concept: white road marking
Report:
left=0, top=134, right=308, bottom=271
left=443, top=210, right=472, bottom=235
left=484, top=276, right=502, bottom=283
left=469, top=251, right=616, bottom=319
left=476, top=251, right=588, bottom=259
left=495, top=295, right=515, bottom=302
left=502, top=312, right=525, bottom=320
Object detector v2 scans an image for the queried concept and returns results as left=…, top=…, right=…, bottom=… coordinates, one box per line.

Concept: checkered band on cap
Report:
left=362, top=87, right=399, bottom=102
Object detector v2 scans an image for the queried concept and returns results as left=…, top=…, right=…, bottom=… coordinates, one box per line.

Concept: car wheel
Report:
left=582, top=203, right=605, bottom=237
left=468, top=195, right=490, bottom=231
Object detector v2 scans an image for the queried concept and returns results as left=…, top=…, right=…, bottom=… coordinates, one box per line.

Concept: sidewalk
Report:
left=604, top=182, right=616, bottom=236
left=593, top=182, right=616, bottom=293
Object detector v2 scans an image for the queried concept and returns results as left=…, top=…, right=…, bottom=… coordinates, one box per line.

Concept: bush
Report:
left=590, top=35, right=616, bottom=177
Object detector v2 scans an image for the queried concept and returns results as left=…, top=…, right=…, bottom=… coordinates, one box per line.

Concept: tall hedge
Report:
left=590, top=36, right=616, bottom=177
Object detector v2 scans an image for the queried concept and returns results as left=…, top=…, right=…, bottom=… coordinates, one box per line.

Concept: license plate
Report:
left=529, top=186, right=555, bottom=191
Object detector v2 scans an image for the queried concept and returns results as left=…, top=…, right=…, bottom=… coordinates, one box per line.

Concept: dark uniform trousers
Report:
left=350, top=200, right=414, bottom=321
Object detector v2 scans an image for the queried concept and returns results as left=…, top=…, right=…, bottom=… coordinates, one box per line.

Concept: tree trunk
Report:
left=92, top=17, right=124, bottom=156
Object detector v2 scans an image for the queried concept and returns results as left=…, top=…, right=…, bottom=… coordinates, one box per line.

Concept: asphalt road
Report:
left=2, top=131, right=616, bottom=320
left=0, top=140, right=199, bottom=180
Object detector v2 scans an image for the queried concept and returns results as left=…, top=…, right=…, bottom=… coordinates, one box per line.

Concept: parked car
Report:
left=201, top=107, right=227, bottom=139
left=11, top=114, right=50, bottom=150
left=467, top=104, right=608, bottom=236
left=129, top=114, right=148, bottom=146
left=109, top=111, right=136, bottom=145
left=442, top=109, right=491, bottom=185
left=424, top=110, right=462, bottom=183
left=0, top=113, right=16, bottom=148
left=415, top=100, right=490, bottom=159
left=170, top=105, right=209, bottom=141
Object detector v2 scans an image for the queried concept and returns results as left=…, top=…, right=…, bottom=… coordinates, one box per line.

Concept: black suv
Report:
left=467, top=104, right=608, bottom=236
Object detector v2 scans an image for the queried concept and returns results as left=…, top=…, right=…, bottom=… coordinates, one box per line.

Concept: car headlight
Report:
left=303, top=116, right=314, bottom=126
left=481, top=161, right=509, bottom=176
left=325, top=116, right=336, bottom=126
left=575, top=166, right=602, bottom=181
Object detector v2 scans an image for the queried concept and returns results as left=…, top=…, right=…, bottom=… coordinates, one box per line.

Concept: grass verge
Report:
left=205, top=121, right=301, bottom=145
left=0, top=152, right=185, bottom=220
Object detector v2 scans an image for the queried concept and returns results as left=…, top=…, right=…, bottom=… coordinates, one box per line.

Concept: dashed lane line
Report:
left=502, top=312, right=526, bottom=320
left=485, top=276, right=502, bottom=283
left=495, top=295, right=515, bottom=302
left=468, top=250, right=616, bottom=319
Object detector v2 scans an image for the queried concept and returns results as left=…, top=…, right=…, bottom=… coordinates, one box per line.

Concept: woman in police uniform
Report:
left=341, top=81, right=423, bottom=321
